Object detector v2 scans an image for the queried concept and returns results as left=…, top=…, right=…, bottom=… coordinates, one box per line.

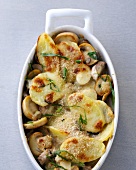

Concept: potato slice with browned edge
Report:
left=60, top=136, right=105, bottom=162
left=47, top=126, right=69, bottom=144
left=36, top=33, right=60, bottom=73
left=29, top=72, right=65, bottom=106
left=68, top=93, right=106, bottom=133
left=57, top=41, right=83, bottom=83
left=93, top=120, right=114, bottom=142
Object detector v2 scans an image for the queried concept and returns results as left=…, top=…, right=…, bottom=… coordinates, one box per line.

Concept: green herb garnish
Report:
left=41, top=53, right=69, bottom=60
left=47, top=78, right=60, bottom=92
left=28, top=62, right=33, bottom=71
left=109, top=82, right=115, bottom=106
left=42, top=114, right=54, bottom=117
left=54, top=150, right=85, bottom=167
left=26, top=121, right=33, bottom=124
left=75, top=59, right=82, bottom=64
left=62, top=67, right=68, bottom=81
left=88, top=51, right=98, bottom=60
left=56, top=107, right=63, bottom=113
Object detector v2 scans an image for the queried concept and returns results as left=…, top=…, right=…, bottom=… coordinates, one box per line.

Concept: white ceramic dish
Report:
left=18, top=8, right=119, bottom=170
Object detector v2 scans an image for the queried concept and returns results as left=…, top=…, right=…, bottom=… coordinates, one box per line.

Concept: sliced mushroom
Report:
left=54, top=32, right=79, bottom=44
left=74, top=64, right=91, bottom=85
left=24, top=117, right=47, bottom=129
left=91, top=61, right=106, bottom=80
left=95, top=74, right=112, bottom=101
left=37, top=135, right=52, bottom=150
left=29, top=132, right=53, bottom=157
left=22, top=95, right=39, bottom=120
left=27, top=69, right=41, bottom=79
left=29, top=132, right=43, bottom=156
left=32, top=64, right=43, bottom=72
left=79, top=43, right=98, bottom=65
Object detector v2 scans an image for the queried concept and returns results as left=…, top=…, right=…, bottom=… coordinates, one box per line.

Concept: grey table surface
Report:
left=0, top=0, right=136, bottom=169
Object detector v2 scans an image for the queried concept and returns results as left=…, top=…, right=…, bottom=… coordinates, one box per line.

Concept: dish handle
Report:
left=45, top=8, right=93, bottom=34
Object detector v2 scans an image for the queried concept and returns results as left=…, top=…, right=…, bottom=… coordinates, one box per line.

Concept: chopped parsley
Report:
left=75, top=59, right=82, bottom=64
left=88, top=51, right=98, bottom=60
left=62, top=67, right=68, bottom=81
left=41, top=53, right=69, bottom=60
left=47, top=78, right=60, bottom=92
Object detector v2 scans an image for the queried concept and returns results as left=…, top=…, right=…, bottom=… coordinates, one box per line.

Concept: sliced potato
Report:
left=59, top=160, right=71, bottom=170
left=80, top=88, right=97, bottom=100
left=57, top=41, right=83, bottom=83
left=93, top=120, right=114, bottom=142
left=54, top=32, right=79, bottom=44
left=29, top=72, right=65, bottom=106
left=74, top=64, right=91, bottom=85
left=95, top=100, right=114, bottom=124
left=36, top=33, right=59, bottom=73
left=60, top=136, right=105, bottom=162
left=22, top=95, right=38, bottom=120
left=47, top=126, right=69, bottom=143
left=68, top=93, right=106, bottom=133
left=24, top=117, right=47, bottom=129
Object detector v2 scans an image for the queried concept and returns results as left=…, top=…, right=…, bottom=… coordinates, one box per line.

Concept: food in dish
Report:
left=22, top=32, right=115, bottom=170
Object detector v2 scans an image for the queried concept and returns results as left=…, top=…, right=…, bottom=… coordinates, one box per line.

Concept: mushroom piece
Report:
left=91, top=61, right=106, bottom=80
left=79, top=43, right=98, bottom=65
left=32, top=64, right=43, bottom=72
left=29, top=132, right=53, bottom=157
left=29, top=132, right=43, bottom=156
left=95, top=74, right=112, bottom=101
left=54, top=32, right=79, bottom=44
left=22, top=95, right=39, bottom=120
left=27, top=69, right=41, bottom=79
left=74, top=64, right=92, bottom=85
left=24, top=117, right=47, bottom=129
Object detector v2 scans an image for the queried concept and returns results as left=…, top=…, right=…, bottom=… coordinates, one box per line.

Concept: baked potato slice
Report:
left=47, top=126, right=69, bottom=144
left=68, top=93, right=106, bottom=133
left=36, top=33, right=60, bottom=73
left=60, top=136, right=105, bottom=163
left=29, top=72, right=65, bottom=106
left=57, top=41, right=83, bottom=83
left=93, top=120, right=114, bottom=142
left=95, top=100, right=114, bottom=123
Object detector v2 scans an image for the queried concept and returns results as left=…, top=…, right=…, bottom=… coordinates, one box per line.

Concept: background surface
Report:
left=0, top=0, right=136, bottom=169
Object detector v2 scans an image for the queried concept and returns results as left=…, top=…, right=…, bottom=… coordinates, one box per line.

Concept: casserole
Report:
left=18, top=9, right=119, bottom=170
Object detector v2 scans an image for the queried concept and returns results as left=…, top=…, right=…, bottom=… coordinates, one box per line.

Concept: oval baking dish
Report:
left=18, top=9, right=119, bottom=170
